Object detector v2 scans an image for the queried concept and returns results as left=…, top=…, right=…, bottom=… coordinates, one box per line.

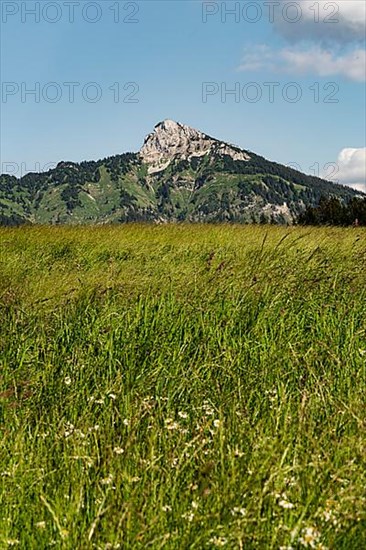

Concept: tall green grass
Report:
left=0, top=225, right=365, bottom=549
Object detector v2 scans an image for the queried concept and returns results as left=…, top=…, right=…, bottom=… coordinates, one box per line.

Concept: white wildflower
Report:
left=178, top=411, right=188, bottom=419
left=234, top=448, right=245, bottom=458
left=231, top=507, right=246, bottom=516
left=88, top=425, right=99, bottom=432
left=284, top=476, right=297, bottom=488
left=36, top=521, right=46, bottom=529
left=113, top=447, right=124, bottom=455
left=209, top=536, right=227, bottom=547
left=64, top=376, right=71, bottom=386
left=100, top=474, right=114, bottom=485
left=278, top=499, right=295, bottom=509
left=299, top=526, right=321, bottom=548
left=162, top=505, right=172, bottom=512
left=64, top=422, right=75, bottom=438
left=165, top=419, right=179, bottom=430
left=181, top=512, right=194, bottom=522
left=202, top=401, right=214, bottom=416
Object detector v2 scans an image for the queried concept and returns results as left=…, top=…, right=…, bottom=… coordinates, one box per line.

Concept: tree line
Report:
left=298, top=196, right=366, bottom=226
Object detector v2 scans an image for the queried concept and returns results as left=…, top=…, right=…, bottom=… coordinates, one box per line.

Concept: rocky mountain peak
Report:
left=139, top=119, right=250, bottom=174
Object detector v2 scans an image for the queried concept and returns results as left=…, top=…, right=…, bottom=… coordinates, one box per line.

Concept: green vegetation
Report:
left=1, top=225, right=366, bottom=549
left=300, top=196, right=366, bottom=226
left=0, top=149, right=361, bottom=225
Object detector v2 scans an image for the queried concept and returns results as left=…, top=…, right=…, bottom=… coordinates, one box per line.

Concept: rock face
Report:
left=140, top=119, right=250, bottom=174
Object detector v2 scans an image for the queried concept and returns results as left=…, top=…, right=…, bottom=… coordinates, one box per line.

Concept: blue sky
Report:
left=1, top=1, right=365, bottom=189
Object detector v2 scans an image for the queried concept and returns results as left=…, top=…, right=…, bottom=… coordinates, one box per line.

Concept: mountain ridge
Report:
left=0, top=120, right=362, bottom=226
left=140, top=120, right=250, bottom=174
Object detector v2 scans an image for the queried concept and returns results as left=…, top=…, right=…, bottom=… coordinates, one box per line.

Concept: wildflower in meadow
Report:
left=36, top=521, right=46, bottom=529
left=64, top=422, right=74, bottom=438
left=298, top=526, right=321, bottom=548
left=113, top=447, right=124, bottom=455
left=101, top=474, right=114, bottom=486
left=171, top=457, right=179, bottom=467
left=181, top=511, right=194, bottom=522
left=165, top=418, right=179, bottom=430
left=88, top=425, right=99, bottom=432
left=230, top=507, right=246, bottom=517
left=202, top=402, right=214, bottom=416
left=278, top=499, right=295, bottom=509
left=5, top=540, right=19, bottom=546
left=209, top=535, right=228, bottom=547
left=233, top=448, right=245, bottom=458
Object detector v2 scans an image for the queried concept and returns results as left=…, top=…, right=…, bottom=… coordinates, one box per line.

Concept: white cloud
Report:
left=237, top=45, right=366, bottom=82
left=239, top=1, right=366, bottom=81
left=236, top=44, right=274, bottom=72
left=281, top=47, right=366, bottom=81
left=327, top=148, right=366, bottom=192
left=275, top=0, right=366, bottom=43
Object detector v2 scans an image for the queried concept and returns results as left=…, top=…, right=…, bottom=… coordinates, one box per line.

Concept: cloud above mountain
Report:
left=238, top=45, right=366, bottom=82
left=238, top=1, right=366, bottom=82
left=274, top=0, right=366, bottom=44
left=329, top=148, right=366, bottom=193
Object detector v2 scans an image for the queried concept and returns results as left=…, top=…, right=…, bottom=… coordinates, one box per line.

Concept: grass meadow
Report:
left=0, top=224, right=365, bottom=549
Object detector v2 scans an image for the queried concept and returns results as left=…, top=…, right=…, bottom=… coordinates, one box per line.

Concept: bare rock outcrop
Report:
left=140, top=119, right=250, bottom=174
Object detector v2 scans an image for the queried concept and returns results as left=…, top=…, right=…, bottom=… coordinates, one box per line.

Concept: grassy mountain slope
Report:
left=0, top=138, right=361, bottom=226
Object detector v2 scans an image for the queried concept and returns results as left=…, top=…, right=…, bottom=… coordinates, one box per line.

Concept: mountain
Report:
left=0, top=120, right=361, bottom=225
